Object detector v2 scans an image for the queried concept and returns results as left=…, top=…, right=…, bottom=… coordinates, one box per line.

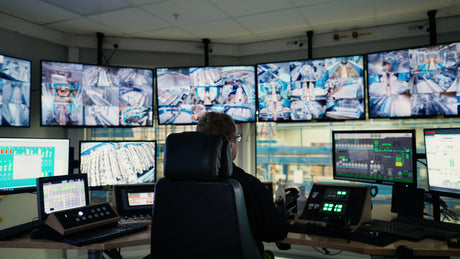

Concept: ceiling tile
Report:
left=123, top=0, right=164, bottom=5
left=298, top=0, right=374, bottom=28
left=43, top=0, right=129, bottom=15
left=0, top=0, right=79, bottom=24
left=209, top=0, right=293, bottom=17
left=47, top=17, right=122, bottom=36
left=89, top=7, right=170, bottom=34
left=374, top=0, right=453, bottom=17
left=181, top=19, right=252, bottom=41
left=135, top=27, right=197, bottom=41
left=141, top=0, right=228, bottom=25
left=235, top=9, right=308, bottom=34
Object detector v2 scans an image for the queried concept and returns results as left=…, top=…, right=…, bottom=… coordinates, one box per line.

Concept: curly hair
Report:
left=196, top=112, right=236, bottom=140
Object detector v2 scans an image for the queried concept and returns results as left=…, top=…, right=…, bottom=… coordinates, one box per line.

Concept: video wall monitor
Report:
left=0, top=138, right=70, bottom=194
left=156, top=65, right=256, bottom=125
left=36, top=174, right=89, bottom=220
left=41, top=60, right=153, bottom=127
left=424, top=128, right=460, bottom=198
left=0, top=54, right=31, bottom=127
left=367, top=42, right=460, bottom=119
left=257, top=55, right=365, bottom=122
left=332, top=130, right=417, bottom=186
left=79, top=141, right=156, bottom=189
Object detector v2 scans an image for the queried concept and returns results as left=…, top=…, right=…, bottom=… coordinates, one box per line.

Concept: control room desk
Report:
left=0, top=226, right=151, bottom=259
left=2, top=225, right=460, bottom=258
left=283, top=232, right=460, bottom=258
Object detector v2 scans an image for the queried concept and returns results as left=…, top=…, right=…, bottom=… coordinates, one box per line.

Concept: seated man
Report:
left=196, top=111, right=289, bottom=258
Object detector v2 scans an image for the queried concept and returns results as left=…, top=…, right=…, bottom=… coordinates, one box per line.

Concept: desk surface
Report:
left=0, top=227, right=150, bottom=250
left=284, top=232, right=460, bottom=257
left=1, top=221, right=460, bottom=257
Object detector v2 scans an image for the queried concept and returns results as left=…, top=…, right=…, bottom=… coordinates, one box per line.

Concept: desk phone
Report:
left=113, top=184, right=155, bottom=225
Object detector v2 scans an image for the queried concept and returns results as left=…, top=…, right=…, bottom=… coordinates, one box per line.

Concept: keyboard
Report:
left=392, top=216, right=459, bottom=241
left=0, top=220, right=45, bottom=241
left=60, top=223, right=148, bottom=246
left=358, top=219, right=426, bottom=241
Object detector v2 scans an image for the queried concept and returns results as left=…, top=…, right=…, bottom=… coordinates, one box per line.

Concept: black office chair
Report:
left=148, top=131, right=261, bottom=259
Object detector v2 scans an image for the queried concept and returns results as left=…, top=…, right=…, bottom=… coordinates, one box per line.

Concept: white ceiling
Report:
left=1, top=0, right=460, bottom=45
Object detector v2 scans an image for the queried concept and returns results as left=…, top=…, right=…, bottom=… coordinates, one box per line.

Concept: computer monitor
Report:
left=113, top=184, right=155, bottom=218
left=36, top=174, right=89, bottom=220
left=79, top=140, right=156, bottom=189
left=0, top=54, right=31, bottom=127
left=0, top=138, right=70, bottom=194
left=367, top=41, right=460, bottom=119
left=257, top=55, right=365, bottom=122
left=424, top=127, right=460, bottom=198
left=156, top=65, right=257, bottom=125
left=41, top=60, right=153, bottom=127
left=332, top=130, right=417, bottom=186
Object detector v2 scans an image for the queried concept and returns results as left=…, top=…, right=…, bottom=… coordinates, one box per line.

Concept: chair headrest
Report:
left=163, top=132, right=233, bottom=180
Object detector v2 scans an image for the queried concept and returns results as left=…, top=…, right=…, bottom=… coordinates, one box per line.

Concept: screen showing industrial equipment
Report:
left=79, top=141, right=156, bottom=188
left=156, top=65, right=256, bottom=125
left=41, top=60, right=153, bottom=127
left=0, top=54, right=31, bottom=127
left=257, top=55, right=364, bottom=122
left=367, top=41, right=460, bottom=118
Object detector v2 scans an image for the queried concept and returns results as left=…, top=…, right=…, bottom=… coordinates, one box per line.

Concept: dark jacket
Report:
left=230, top=163, right=289, bottom=255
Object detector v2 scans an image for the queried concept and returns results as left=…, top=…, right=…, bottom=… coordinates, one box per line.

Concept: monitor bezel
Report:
left=36, top=173, right=90, bottom=220
left=366, top=40, right=460, bottom=120
left=79, top=140, right=157, bottom=190
left=331, top=129, right=417, bottom=186
left=0, top=137, right=70, bottom=195
left=0, top=53, right=32, bottom=127
left=40, top=60, right=154, bottom=128
left=154, top=64, right=258, bottom=125
left=424, top=127, right=460, bottom=198
left=255, top=53, right=366, bottom=123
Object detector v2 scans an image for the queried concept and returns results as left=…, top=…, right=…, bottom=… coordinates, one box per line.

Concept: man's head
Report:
left=196, top=112, right=240, bottom=161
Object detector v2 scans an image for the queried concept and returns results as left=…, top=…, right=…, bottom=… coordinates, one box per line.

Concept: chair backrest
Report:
left=150, top=132, right=261, bottom=259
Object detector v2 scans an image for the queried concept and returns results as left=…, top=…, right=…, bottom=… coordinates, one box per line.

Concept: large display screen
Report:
left=156, top=65, right=256, bottom=124
left=0, top=138, right=70, bottom=194
left=257, top=55, right=365, bottom=122
left=424, top=128, right=460, bottom=198
left=0, top=54, right=31, bottom=127
left=367, top=42, right=460, bottom=118
left=80, top=141, right=156, bottom=188
left=41, top=61, right=153, bottom=127
left=332, top=130, right=417, bottom=186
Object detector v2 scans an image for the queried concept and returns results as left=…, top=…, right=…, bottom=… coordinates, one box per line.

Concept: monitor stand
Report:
left=391, top=183, right=425, bottom=218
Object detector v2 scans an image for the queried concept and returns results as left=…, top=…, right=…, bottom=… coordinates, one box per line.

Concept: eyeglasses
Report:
left=232, top=134, right=242, bottom=142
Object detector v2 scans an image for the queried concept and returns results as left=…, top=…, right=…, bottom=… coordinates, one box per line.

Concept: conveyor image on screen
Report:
left=41, top=61, right=153, bottom=127
left=0, top=54, right=31, bottom=127
left=367, top=42, right=460, bottom=118
left=257, top=55, right=364, bottom=122
left=80, top=141, right=156, bottom=188
left=156, top=66, right=256, bottom=125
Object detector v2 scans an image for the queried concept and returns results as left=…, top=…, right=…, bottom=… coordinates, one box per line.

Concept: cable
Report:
left=313, top=247, right=343, bottom=256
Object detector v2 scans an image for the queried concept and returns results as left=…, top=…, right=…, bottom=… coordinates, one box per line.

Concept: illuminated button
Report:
left=78, top=211, right=84, bottom=216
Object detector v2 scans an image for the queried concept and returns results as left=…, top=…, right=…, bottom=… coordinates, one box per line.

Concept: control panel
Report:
left=297, top=183, right=371, bottom=229
left=45, top=202, right=119, bottom=235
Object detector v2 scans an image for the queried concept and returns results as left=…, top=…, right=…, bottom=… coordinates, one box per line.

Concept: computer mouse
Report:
left=448, top=236, right=460, bottom=248
left=366, top=230, right=380, bottom=239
